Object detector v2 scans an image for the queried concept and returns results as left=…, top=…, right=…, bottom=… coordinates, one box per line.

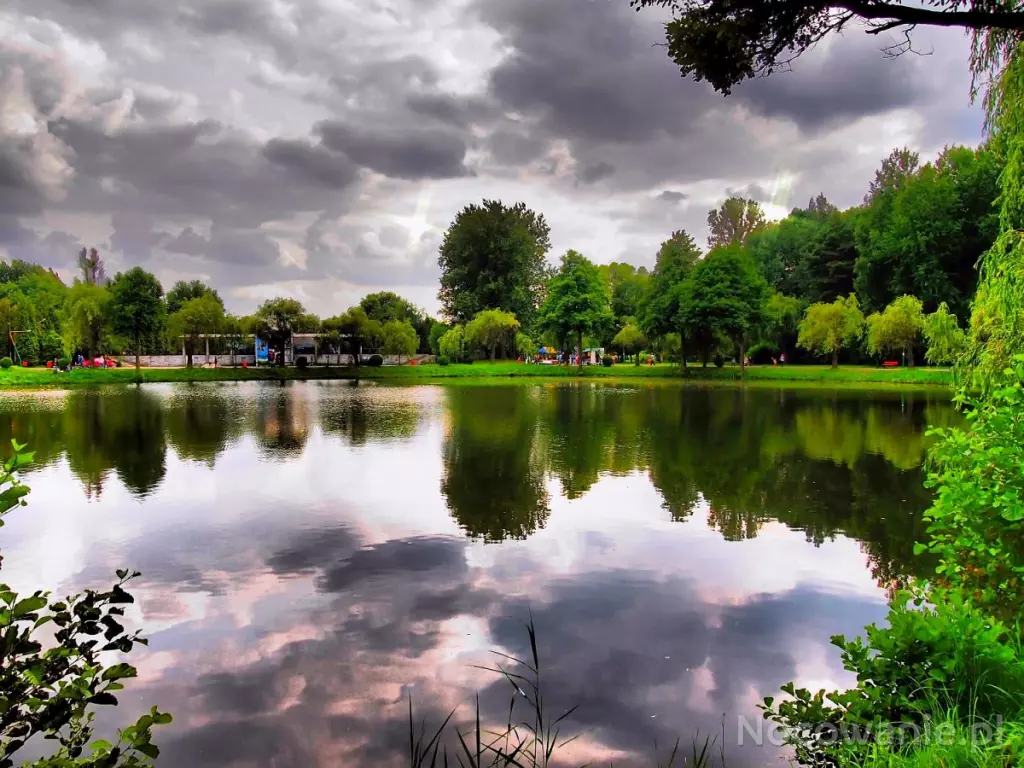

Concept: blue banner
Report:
left=255, top=337, right=269, bottom=363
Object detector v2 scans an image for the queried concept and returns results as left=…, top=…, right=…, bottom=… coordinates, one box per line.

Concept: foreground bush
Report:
left=0, top=441, right=171, bottom=766
left=367, top=354, right=384, bottom=367
left=0, top=358, right=11, bottom=369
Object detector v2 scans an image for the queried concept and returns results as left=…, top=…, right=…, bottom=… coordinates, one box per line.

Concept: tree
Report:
left=923, top=302, right=967, bottom=366
left=221, top=314, right=247, bottom=367
left=63, top=282, right=112, bottom=357
left=428, top=322, right=449, bottom=356
left=865, top=294, right=924, bottom=366
left=515, top=331, right=536, bottom=357
left=165, top=280, right=223, bottom=316
left=612, top=323, right=646, bottom=364
left=0, top=443, right=173, bottom=767
left=598, top=262, right=651, bottom=323
left=630, top=0, right=1024, bottom=96
left=167, top=295, right=224, bottom=367
left=381, top=319, right=418, bottom=363
left=465, top=309, right=520, bottom=360
left=865, top=147, right=921, bottom=203
left=677, top=244, right=768, bottom=371
left=706, top=197, right=765, bottom=248
left=110, top=268, right=165, bottom=370
left=761, top=292, right=803, bottom=358
left=359, top=291, right=430, bottom=351
left=252, top=297, right=305, bottom=364
left=438, top=325, right=466, bottom=362
left=642, top=230, right=701, bottom=363
left=324, top=307, right=383, bottom=366
left=77, top=247, right=105, bottom=285
left=438, top=199, right=552, bottom=327
left=538, top=250, right=614, bottom=369
left=797, top=294, right=865, bottom=368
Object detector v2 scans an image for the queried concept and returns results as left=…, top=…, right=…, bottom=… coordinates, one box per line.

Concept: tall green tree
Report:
left=428, top=322, right=449, bottom=356
left=77, top=247, right=105, bottom=285
left=538, top=250, right=614, bottom=369
left=63, top=282, right=112, bottom=357
left=865, top=295, right=925, bottom=366
left=797, top=294, right=865, bottom=368
left=706, top=197, right=765, bottom=248
left=359, top=291, right=431, bottom=351
left=923, top=302, right=967, bottom=366
left=438, top=325, right=467, bottom=362
left=677, top=243, right=768, bottom=371
left=438, top=199, right=552, bottom=327
left=465, top=309, right=520, bottom=360
left=612, top=323, right=647, bottom=364
left=167, top=295, right=224, bottom=367
left=110, top=268, right=166, bottom=370
left=165, top=280, right=223, bottom=316
left=761, top=292, right=803, bottom=358
left=381, top=319, right=418, bottom=363
left=598, top=262, right=651, bottom=324
left=323, top=307, right=383, bottom=366
left=642, top=230, right=701, bottom=362
left=252, top=297, right=306, bottom=363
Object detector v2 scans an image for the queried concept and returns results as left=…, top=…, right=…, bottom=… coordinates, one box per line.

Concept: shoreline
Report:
left=0, top=362, right=954, bottom=392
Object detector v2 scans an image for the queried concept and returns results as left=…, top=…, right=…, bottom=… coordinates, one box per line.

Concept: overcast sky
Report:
left=0, top=0, right=986, bottom=317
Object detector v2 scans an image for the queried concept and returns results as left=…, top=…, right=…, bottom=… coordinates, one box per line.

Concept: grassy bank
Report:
left=0, top=361, right=953, bottom=390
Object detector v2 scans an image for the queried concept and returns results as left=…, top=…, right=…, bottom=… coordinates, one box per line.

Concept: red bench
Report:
left=882, top=361, right=900, bottom=368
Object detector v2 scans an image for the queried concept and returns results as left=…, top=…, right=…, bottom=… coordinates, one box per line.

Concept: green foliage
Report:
left=62, top=283, right=112, bottom=357
left=381, top=319, right=418, bottom=362
left=322, top=307, right=383, bottom=366
left=514, top=332, right=535, bottom=357
left=598, top=262, right=651, bottom=326
left=923, top=303, right=967, bottom=366
left=612, top=323, right=646, bottom=363
left=762, top=584, right=1024, bottom=766
left=759, top=292, right=803, bottom=354
left=713, top=354, right=724, bottom=368
left=0, top=442, right=172, bottom=766
left=706, top=196, right=765, bottom=248
left=798, top=294, right=865, bottom=367
left=746, top=341, right=779, bottom=365
left=0, top=358, right=10, bottom=370
left=865, top=295, right=925, bottom=365
left=165, top=280, right=222, bottom=316
left=438, top=199, right=552, bottom=327
left=642, top=230, right=701, bottom=344
left=438, top=326, right=466, bottom=363
left=601, top=354, right=614, bottom=367
left=366, top=354, right=384, bottom=367
left=465, top=309, right=520, bottom=360
left=538, top=250, right=614, bottom=366
left=436, top=355, right=450, bottom=366
left=109, top=268, right=165, bottom=368
left=916, top=359, right=1024, bottom=621
left=167, top=295, right=224, bottom=366
left=428, top=322, right=449, bottom=356
left=57, top=357, right=70, bottom=369
left=677, top=243, right=767, bottom=365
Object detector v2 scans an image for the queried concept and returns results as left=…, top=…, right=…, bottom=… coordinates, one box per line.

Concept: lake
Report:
left=0, top=381, right=954, bottom=767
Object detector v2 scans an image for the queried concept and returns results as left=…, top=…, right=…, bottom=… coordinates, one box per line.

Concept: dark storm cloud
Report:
left=315, top=120, right=472, bottom=181
left=0, top=217, right=80, bottom=270
left=657, top=190, right=688, bottom=203
left=262, top=138, right=360, bottom=191
left=577, top=161, right=616, bottom=185
left=317, top=536, right=468, bottom=593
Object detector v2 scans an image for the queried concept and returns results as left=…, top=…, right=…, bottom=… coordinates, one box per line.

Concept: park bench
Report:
left=882, top=361, right=900, bottom=368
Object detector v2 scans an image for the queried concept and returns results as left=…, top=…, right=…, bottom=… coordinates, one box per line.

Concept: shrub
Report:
left=747, top=341, right=780, bottom=365
left=58, top=357, right=70, bottom=369
left=296, top=356, right=308, bottom=369
left=0, top=357, right=12, bottom=369
left=713, top=354, right=725, bottom=368
left=601, top=355, right=614, bottom=367
left=367, top=354, right=384, bottom=367
left=437, top=355, right=451, bottom=366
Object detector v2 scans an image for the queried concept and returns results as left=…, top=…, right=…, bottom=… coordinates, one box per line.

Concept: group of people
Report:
left=51, top=353, right=115, bottom=372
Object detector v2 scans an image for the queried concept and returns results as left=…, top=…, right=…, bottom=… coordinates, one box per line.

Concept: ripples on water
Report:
left=0, top=381, right=954, bottom=767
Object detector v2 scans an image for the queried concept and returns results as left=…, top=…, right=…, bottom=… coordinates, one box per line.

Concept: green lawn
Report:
left=0, top=361, right=953, bottom=390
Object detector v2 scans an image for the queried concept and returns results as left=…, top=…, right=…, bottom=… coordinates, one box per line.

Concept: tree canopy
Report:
left=865, top=295, right=924, bottom=365
left=167, top=295, right=224, bottom=367
left=381, top=319, right=418, bottom=363
left=465, top=309, right=520, bottom=360
left=438, top=199, right=552, bottom=327
left=630, top=0, right=1024, bottom=96
left=538, top=250, right=614, bottom=366
left=642, top=229, right=701, bottom=344
left=166, top=279, right=222, bottom=316
left=706, top=197, right=765, bottom=249
left=797, top=294, right=865, bottom=368
left=110, top=267, right=166, bottom=369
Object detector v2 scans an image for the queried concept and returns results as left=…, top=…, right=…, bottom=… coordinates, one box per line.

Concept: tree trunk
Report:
left=831, top=349, right=839, bottom=368
left=490, top=345, right=496, bottom=360
left=135, top=337, right=141, bottom=371
left=739, top=341, right=746, bottom=379
left=907, top=344, right=915, bottom=367
left=577, top=329, right=584, bottom=370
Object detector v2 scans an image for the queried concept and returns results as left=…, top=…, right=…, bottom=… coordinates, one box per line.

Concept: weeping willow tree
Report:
left=967, top=40, right=1024, bottom=386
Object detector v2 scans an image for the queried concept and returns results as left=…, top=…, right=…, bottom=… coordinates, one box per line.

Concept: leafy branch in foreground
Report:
left=0, top=440, right=172, bottom=768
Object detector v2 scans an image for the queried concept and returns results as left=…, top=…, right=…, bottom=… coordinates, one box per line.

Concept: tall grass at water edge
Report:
left=406, top=619, right=727, bottom=768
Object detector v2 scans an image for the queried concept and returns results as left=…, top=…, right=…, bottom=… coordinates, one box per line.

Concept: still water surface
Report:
left=0, top=382, right=953, bottom=767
